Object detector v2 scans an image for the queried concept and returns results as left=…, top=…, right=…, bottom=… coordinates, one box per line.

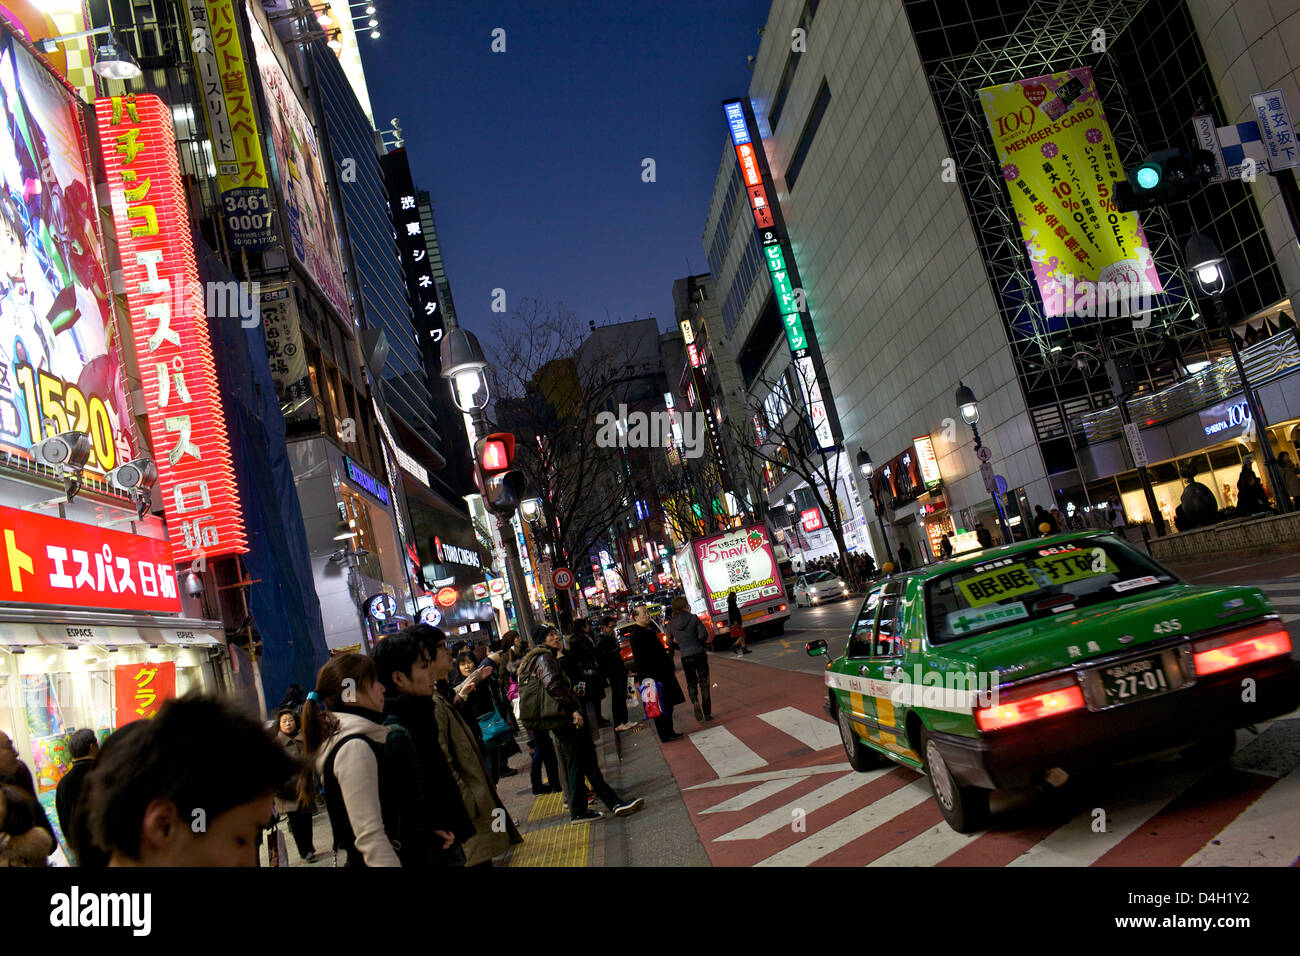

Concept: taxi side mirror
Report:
left=805, top=639, right=828, bottom=657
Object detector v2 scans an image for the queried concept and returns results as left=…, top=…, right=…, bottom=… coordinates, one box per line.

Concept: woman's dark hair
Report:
left=572, top=618, right=590, bottom=636
left=670, top=596, right=689, bottom=615
left=455, top=650, right=477, bottom=672
left=531, top=623, right=556, bottom=646
left=299, top=653, right=378, bottom=804
left=372, top=631, right=427, bottom=694
left=76, top=694, right=299, bottom=863
left=0, top=782, right=39, bottom=835
left=275, top=708, right=299, bottom=734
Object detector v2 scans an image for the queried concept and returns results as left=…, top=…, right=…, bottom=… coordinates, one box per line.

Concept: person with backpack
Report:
left=373, top=631, right=476, bottom=866
left=665, top=596, right=712, bottom=722
left=300, top=654, right=402, bottom=867
left=517, top=625, right=643, bottom=824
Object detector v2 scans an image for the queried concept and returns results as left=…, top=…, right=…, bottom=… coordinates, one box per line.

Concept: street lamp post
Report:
left=855, top=447, right=895, bottom=568
left=440, top=324, right=538, bottom=641
left=1185, top=234, right=1291, bottom=514
left=955, top=383, right=1014, bottom=544
left=783, top=495, right=805, bottom=569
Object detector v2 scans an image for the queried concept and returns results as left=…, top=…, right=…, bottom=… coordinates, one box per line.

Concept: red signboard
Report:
left=748, top=184, right=774, bottom=228
left=801, top=508, right=823, bottom=532
left=0, top=505, right=182, bottom=613
left=435, top=586, right=458, bottom=607
left=115, top=661, right=176, bottom=724
left=734, top=142, right=762, bottom=187
left=96, top=94, right=246, bottom=561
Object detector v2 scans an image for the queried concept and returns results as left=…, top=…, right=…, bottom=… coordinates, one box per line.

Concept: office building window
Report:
left=786, top=78, right=830, bottom=190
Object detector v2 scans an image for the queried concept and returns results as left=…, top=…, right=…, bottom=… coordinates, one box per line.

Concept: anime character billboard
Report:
left=0, top=29, right=135, bottom=473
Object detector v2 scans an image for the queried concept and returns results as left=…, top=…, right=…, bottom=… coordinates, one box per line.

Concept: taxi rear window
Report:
left=923, top=537, right=1175, bottom=644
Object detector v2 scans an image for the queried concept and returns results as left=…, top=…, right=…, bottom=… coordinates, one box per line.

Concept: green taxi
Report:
left=806, top=531, right=1299, bottom=832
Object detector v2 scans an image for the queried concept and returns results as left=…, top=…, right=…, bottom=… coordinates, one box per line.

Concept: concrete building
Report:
left=703, top=0, right=1300, bottom=566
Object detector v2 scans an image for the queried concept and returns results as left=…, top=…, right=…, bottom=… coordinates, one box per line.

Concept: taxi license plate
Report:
left=1092, top=651, right=1181, bottom=706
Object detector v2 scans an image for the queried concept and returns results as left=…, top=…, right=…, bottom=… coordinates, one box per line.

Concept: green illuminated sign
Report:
left=772, top=269, right=793, bottom=300
left=764, top=245, right=786, bottom=271
left=783, top=313, right=807, bottom=350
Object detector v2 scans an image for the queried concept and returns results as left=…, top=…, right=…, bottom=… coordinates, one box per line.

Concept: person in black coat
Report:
left=627, top=604, right=685, bottom=742
left=55, top=729, right=98, bottom=858
left=561, top=618, right=608, bottom=732
left=593, top=616, right=634, bottom=731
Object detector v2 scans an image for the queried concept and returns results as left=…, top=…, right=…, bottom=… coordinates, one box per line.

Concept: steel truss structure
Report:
left=925, top=0, right=1225, bottom=470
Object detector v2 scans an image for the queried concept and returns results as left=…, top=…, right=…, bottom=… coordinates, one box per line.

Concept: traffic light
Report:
left=1112, top=148, right=1216, bottom=212
left=475, top=432, right=525, bottom=514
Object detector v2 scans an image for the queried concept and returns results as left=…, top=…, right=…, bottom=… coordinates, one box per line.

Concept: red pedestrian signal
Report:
left=474, top=432, right=524, bottom=514
left=478, top=433, right=515, bottom=475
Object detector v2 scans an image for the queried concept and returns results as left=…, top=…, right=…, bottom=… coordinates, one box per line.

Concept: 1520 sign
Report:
left=10, top=364, right=119, bottom=471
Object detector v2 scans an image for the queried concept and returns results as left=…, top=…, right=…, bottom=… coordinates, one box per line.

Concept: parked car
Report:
left=793, top=570, right=851, bottom=607
left=806, top=531, right=1300, bottom=832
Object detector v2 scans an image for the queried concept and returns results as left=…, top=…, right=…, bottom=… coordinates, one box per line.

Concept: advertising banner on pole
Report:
left=115, top=661, right=176, bottom=725
left=184, top=0, right=275, bottom=248
left=979, top=68, right=1162, bottom=321
left=246, top=4, right=351, bottom=321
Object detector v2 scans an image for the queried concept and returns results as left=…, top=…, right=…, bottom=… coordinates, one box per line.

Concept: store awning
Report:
left=0, top=609, right=224, bottom=650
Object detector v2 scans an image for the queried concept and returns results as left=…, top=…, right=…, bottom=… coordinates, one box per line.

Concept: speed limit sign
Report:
left=552, top=567, right=573, bottom=590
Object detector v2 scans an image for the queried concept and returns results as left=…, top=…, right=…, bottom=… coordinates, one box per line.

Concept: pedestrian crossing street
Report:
left=668, top=680, right=1300, bottom=868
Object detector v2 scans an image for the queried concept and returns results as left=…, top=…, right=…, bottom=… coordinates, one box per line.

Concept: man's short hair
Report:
left=68, top=728, right=97, bottom=759
left=372, top=631, right=428, bottom=694
left=77, top=694, right=299, bottom=862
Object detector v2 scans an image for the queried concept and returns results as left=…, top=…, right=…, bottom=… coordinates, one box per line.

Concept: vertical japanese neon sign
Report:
left=97, top=94, right=247, bottom=560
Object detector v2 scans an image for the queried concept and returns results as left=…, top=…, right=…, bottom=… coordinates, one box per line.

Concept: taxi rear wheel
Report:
left=836, top=704, right=883, bottom=772
left=922, top=733, right=989, bottom=833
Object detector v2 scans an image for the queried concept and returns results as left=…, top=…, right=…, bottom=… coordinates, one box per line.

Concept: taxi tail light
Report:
left=975, top=682, right=1085, bottom=732
left=1192, top=626, right=1291, bottom=677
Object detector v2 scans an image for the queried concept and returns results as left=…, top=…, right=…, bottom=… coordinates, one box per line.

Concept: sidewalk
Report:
left=261, top=691, right=710, bottom=868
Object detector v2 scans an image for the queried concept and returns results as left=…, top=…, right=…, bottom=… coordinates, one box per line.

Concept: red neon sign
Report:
left=96, top=94, right=246, bottom=560
left=435, top=586, right=459, bottom=607
left=801, top=508, right=823, bottom=532
left=0, top=505, right=183, bottom=613
left=748, top=184, right=774, bottom=229
left=115, top=661, right=176, bottom=725
left=734, top=143, right=761, bottom=187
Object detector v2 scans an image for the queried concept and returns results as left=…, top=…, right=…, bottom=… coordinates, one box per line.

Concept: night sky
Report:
left=360, top=0, right=771, bottom=347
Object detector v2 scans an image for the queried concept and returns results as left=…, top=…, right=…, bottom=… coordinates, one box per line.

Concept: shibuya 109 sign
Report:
left=980, top=68, right=1161, bottom=323
left=96, top=94, right=247, bottom=560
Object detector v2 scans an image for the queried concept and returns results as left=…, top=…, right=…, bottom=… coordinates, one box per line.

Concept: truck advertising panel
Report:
left=692, top=524, right=784, bottom=617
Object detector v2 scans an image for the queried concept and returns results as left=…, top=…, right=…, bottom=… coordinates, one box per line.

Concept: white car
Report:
left=792, top=570, right=851, bottom=607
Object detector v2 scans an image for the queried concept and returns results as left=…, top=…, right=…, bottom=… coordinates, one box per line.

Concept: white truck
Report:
left=673, top=522, right=791, bottom=644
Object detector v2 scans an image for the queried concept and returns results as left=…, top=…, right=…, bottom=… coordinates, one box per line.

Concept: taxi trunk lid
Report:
left=938, top=584, right=1274, bottom=683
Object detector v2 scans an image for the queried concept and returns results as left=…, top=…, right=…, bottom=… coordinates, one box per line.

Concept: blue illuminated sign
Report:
left=724, top=101, right=750, bottom=146
left=343, top=455, right=391, bottom=506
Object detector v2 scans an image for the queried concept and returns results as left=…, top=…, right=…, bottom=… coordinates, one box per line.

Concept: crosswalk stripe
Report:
left=1007, top=763, right=1212, bottom=867
left=755, top=779, right=932, bottom=866
left=866, top=820, right=981, bottom=866
left=701, top=778, right=804, bottom=814
left=684, top=762, right=850, bottom=790
left=1182, top=765, right=1300, bottom=866
left=756, top=706, right=841, bottom=752
left=715, top=770, right=889, bottom=841
left=686, top=725, right=768, bottom=779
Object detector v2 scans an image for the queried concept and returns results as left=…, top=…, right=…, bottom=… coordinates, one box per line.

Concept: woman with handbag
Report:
left=728, top=590, right=750, bottom=656
left=517, top=625, right=643, bottom=824
left=628, top=605, right=685, bottom=742
left=453, top=651, right=519, bottom=784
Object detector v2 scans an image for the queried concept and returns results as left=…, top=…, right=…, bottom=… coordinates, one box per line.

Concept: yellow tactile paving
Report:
left=526, top=791, right=566, bottom=823
left=507, top=816, right=591, bottom=867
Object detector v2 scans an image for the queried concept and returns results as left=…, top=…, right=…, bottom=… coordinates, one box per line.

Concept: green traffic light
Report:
left=1135, top=164, right=1161, bottom=190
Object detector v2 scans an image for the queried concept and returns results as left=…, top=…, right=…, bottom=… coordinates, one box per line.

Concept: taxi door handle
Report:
left=858, top=665, right=870, bottom=676
left=881, top=664, right=901, bottom=678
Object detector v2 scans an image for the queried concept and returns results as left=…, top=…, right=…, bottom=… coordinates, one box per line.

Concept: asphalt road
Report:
left=736, top=595, right=861, bottom=675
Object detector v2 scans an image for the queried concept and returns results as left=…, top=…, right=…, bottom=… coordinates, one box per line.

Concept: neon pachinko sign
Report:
left=96, top=94, right=246, bottom=559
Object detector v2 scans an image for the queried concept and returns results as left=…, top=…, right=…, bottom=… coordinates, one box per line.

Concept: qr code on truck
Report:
left=725, top=559, right=749, bottom=586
